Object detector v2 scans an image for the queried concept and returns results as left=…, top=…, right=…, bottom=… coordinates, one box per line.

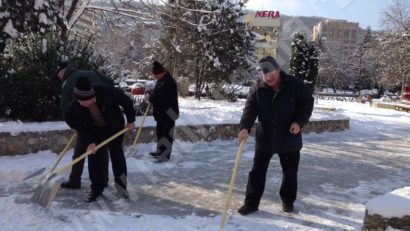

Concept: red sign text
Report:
left=255, top=11, right=280, bottom=19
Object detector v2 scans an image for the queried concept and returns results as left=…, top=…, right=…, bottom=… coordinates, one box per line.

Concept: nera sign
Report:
left=255, top=11, right=280, bottom=19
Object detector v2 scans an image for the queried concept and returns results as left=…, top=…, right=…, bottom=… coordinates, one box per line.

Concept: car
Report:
left=130, top=82, right=145, bottom=95
left=128, top=79, right=156, bottom=116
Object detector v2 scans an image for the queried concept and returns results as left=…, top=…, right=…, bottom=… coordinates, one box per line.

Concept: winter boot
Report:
left=238, top=204, right=258, bottom=215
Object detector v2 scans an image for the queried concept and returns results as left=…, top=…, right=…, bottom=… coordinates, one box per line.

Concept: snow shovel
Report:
left=31, top=127, right=129, bottom=208
left=220, top=140, right=245, bottom=229
left=126, top=103, right=151, bottom=158
left=23, top=133, right=77, bottom=181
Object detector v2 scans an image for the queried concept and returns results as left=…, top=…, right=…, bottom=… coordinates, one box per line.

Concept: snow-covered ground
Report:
left=0, top=97, right=410, bottom=230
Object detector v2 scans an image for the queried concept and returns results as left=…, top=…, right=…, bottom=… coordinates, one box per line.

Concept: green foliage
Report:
left=0, top=0, right=62, bottom=53
left=289, top=32, right=320, bottom=92
left=0, top=31, right=105, bottom=122
left=157, top=0, right=255, bottom=99
left=352, top=27, right=377, bottom=90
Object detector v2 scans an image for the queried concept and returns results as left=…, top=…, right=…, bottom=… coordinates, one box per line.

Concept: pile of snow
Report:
left=366, top=187, right=410, bottom=218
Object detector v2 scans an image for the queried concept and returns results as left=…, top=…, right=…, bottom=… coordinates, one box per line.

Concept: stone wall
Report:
left=0, top=119, right=349, bottom=156
left=363, top=212, right=410, bottom=231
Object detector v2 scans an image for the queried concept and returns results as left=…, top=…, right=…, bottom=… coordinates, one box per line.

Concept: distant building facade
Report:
left=63, top=0, right=101, bottom=40
left=243, top=10, right=281, bottom=60
left=312, top=19, right=358, bottom=50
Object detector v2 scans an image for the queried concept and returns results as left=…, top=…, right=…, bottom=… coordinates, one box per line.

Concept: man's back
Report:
left=60, top=67, right=113, bottom=118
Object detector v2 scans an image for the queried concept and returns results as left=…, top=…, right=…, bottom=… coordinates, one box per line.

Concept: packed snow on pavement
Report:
left=0, top=97, right=409, bottom=231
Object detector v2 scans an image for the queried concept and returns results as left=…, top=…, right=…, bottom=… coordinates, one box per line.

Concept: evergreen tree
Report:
left=289, top=32, right=320, bottom=92
left=0, top=31, right=105, bottom=122
left=352, top=27, right=377, bottom=90
left=0, top=0, right=62, bottom=53
left=0, top=0, right=114, bottom=122
left=157, top=0, right=255, bottom=99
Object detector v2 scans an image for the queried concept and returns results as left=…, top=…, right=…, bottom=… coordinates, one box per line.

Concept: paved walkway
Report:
left=2, top=122, right=410, bottom=230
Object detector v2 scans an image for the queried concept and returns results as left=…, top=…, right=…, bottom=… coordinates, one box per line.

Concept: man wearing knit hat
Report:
left=57, top=62, right=114, bottom=190
left=237, top=56, right=314, bottom=214
left=65, top=77, right=136, bottom=202
left=144, top=61, right=179, bottom=163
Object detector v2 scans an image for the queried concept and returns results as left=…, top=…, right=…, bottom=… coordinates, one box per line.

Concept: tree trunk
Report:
left=194, top=59, right=202, bottom=100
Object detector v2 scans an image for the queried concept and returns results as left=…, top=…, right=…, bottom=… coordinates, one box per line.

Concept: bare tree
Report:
left=318, top=46, right=356, bottom=92
left=382, top=0, right=410, bottom=32
left=378, top=0, right=410, bottom=94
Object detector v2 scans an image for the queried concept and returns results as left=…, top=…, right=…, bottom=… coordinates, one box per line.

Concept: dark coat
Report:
left=149, top=72, right=179, bottom=121
left=239, top=71, right=314, bottom=153
left=65, top=84, right=136, bottom=143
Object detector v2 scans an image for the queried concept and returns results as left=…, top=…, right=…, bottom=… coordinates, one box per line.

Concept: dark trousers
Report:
left=69, top=131, right=127, bottom=191
left=244, top=150, right=300, bottom=207
left=68, top=132, right=109, bottom=194
left=88, top=145, right=109, bottom=194
left=105, top=132, right=128, bottom=190
left=68, top=133, right=108, bottom=186
left=155, top=118, right=175, bottom=159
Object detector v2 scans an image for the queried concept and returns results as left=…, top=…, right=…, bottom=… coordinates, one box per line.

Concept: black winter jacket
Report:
left=239, top=71, right=314, bottom=153
left=149, top=72, right=179, bottom=121
left=65, top=84, right=136, bottom=143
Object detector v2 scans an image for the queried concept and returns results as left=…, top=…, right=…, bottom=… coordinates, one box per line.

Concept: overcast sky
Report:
left=245, top=0, right=393, bottom=30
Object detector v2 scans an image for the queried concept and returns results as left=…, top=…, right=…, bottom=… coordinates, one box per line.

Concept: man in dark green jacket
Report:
left=57, top=63, right=113, bottom=189
left=58, top=63, right=113, bottom=117
left=237, top=56, right=313, bottom=215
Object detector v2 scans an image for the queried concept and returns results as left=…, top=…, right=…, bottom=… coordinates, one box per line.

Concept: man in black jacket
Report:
left=57, top=62, right=113, bottom=190
left=237, top=56, right=314, bottom=215
left=144, top=61, right=179, bottom=163
left=65, top=77, right=136, bottom=202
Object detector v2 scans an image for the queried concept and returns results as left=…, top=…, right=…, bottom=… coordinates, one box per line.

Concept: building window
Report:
left=344, top=31, right=350, bottom=40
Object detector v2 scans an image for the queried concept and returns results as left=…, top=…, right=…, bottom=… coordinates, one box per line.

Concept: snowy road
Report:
left=0, top=101, right=410, bottom=230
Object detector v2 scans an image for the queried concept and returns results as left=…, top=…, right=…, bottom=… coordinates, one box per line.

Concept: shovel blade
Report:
left=22, top=167, right=48, bottom=181
left=31, top=175, right=64, bottom=208
left=126, top=145, right=138, bottom=158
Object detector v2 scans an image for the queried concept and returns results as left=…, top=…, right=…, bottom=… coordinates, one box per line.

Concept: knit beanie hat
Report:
left=73, top=77, right=95, bottom=100
left=258, top=56, right=279, bottom=74
left=151, top=61, right=166, bottom=75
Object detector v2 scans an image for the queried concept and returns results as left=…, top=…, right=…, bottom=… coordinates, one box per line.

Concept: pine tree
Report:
left=289, top=32, right=320, bottom=92
left=352, top=27, right=377, bottom=91
left=0, top=31, right=105, bottom=121
left=157, top=0, right=255, bottom=99
left=0, top=0, right=62, bottom=53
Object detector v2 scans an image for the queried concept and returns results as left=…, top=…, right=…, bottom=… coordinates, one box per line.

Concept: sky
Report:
left=0, top=97, right=410, bottom=230
left=245, top=0, right=393, bottom=30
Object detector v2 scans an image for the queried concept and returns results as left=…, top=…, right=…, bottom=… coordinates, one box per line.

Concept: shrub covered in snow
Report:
left=0, top=31, right=106, bottom=121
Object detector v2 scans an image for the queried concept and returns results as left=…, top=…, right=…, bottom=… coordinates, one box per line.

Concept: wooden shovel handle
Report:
left=132, top=103, right=151, bottom=146
left=125, top=103, right=151, bottom=158
left=220, top=140, right=245, bottom=229
left=47, top=132, right=77, bottom=175
left=53, top=128, right=129, bottom=176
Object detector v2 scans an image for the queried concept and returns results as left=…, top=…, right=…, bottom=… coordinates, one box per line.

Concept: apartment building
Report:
left=63, top=0, right=101, bottom=40
left=312, top=19, right=358, bottom=50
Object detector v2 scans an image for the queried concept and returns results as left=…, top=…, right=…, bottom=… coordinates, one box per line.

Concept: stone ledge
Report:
left=363, top=212, right=410, bottom=231
left=363, top=187, right=410, bottom=231
left=0, top=119, right=349, bottom=156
